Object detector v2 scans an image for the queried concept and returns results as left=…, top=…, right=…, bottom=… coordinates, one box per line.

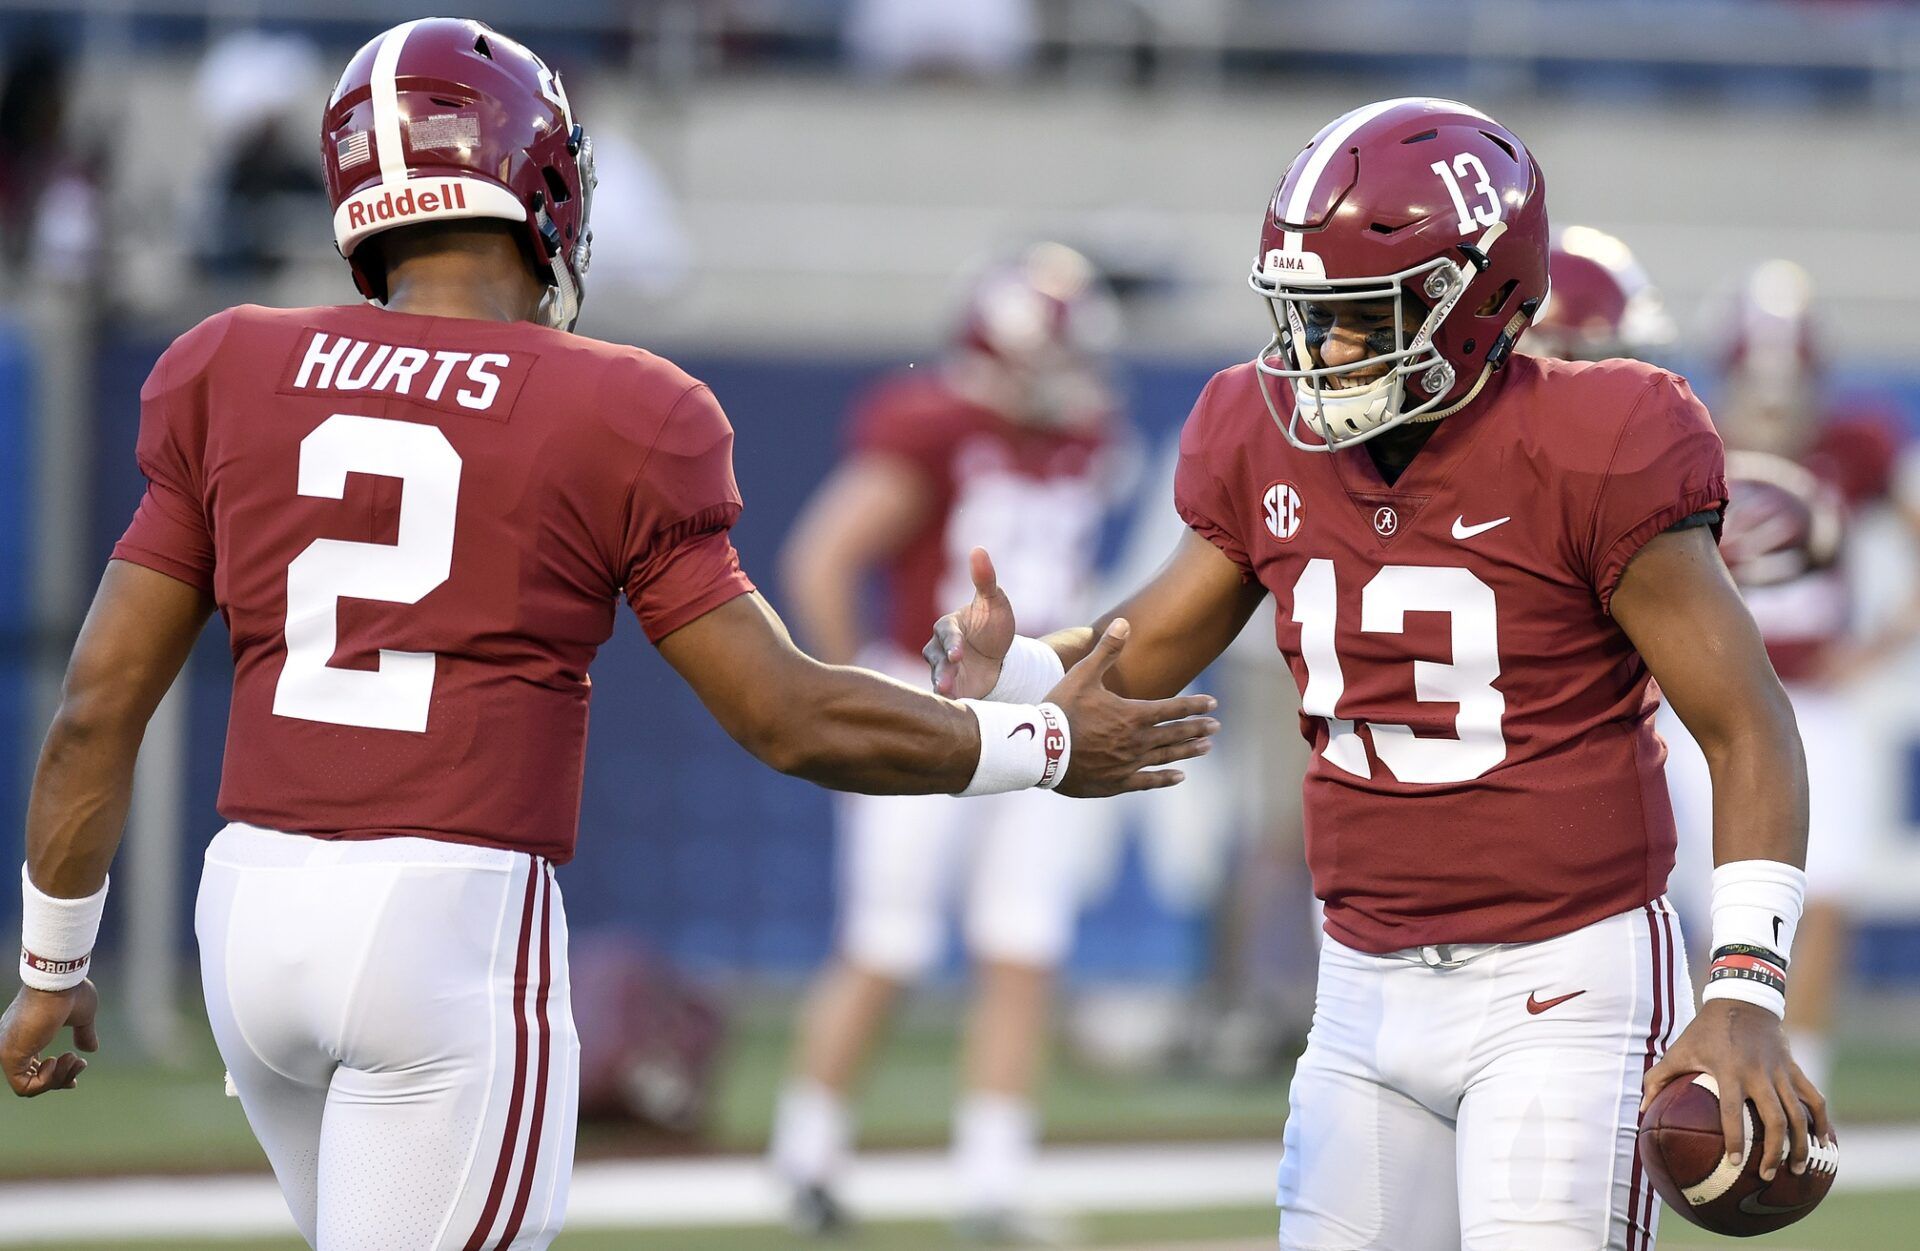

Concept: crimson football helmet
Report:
left=321, top=18, right=596, bottom=330
left=1252, top=97, right=1549, bottom=451
left=1708, top=260, right=1824, bottom=457
left=951, top=241, right=1120, bottom=427
left=1719, top=451, right=1843, bottom=588
left=1715, top=259, right=1821, bottom=384
left=1526, top=226, right=1675, bottom=362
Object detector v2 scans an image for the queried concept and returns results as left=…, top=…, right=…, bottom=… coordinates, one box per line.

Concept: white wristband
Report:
left=956, top=700, right=1071, bottom=796
left=983, top=636, right=1066, bottom=705
left=1700, top=859, right=1805, bottom=1020
left=20, top=864, right=108, bottom=992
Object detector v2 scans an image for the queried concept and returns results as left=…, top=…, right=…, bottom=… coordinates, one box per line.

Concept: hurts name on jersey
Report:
left=284, top=330, right=525, bottom=415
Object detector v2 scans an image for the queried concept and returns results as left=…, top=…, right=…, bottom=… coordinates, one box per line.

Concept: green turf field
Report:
left=7, top=992, right=1920, bottom=1179
left=4, top=1191, right=1914, bottom=1250
left=1, top=996, right=1308, bottom=1178
left=3, top=993, right=1914, bottom=1250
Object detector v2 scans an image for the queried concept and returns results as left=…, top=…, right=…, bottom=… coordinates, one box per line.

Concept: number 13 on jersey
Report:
left=1291, top=558, right=1507, bottom=784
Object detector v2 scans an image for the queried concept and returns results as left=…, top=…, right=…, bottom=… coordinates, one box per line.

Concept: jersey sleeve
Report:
left=110, top=316, right=229, bottom=592
left=621, top=383, right=756, bottom=642
left=1173, top=373, right=1254, bottom=578
left=1585, top=372, right=1728, bottom=611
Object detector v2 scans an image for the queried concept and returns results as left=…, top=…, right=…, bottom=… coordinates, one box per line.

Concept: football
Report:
left=1638, top=1071, right=1839, bottom=1236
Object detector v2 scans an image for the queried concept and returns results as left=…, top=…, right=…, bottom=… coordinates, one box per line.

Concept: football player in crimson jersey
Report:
left=930, top=98, right=1832, bottom=1250
left=769, top=244, right=1122, bottom=1238
left=0, top=19, right=1217, bottom=1249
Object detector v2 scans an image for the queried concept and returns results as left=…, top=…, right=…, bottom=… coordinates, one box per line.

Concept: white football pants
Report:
left=1277, top=899, right=1691, bottom=1251
left=1660, top=685, right=1873, bottom=929
left=836, top=647, right=1095, bottom=979
left=836, top=782, right=1094, bottom=979
left=196, top=823, right=579, bottom=1250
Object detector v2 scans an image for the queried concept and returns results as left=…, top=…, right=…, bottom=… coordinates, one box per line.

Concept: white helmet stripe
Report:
left=370, top=19, right=427, bottom=188
left=1282, top=97, right=1498, bottom=228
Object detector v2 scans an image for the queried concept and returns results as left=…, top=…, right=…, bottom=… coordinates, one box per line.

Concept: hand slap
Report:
left=1044, top=619, right=1220, bottom=797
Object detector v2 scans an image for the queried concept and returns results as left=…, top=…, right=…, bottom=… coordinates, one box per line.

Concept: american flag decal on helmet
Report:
left=334, top=130, right=371, bottom=170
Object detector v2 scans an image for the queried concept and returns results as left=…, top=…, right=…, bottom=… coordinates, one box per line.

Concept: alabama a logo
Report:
left=1263, top=481, right=1302, bottom=542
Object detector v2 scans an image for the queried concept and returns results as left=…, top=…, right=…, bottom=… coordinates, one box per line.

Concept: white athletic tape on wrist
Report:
left=983, top=636, right=1066, bottom=705
left=19, top=864, right=108, bottom=992
left=956, top=700, right=1070, bottom=796
left=1700, top=859, right=1805, bottom=1020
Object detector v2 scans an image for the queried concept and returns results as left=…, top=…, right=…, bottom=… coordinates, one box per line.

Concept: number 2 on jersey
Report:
left=273, top=414, right=462, bottom=732
left=1291, top=558, right=1506, bottom=783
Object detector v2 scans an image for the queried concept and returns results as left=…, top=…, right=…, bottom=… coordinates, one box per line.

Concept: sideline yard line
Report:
left=3, top=1130, right=1916, bottom=1245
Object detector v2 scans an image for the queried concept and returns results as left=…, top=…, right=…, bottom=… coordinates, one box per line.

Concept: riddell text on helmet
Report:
left=343, top=180, right=469, bottom=231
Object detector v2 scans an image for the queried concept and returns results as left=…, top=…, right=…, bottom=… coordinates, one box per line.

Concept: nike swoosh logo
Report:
left=1774, top=915, right=1784, bottom=946
left=1525, top=989, right=1587, bottom=1015
left=1738, top=1192, right=1814, bottom=1217
left=1452, top=515, right=1512, bottom=540
left=1008, top=724, right=1036, bottom=741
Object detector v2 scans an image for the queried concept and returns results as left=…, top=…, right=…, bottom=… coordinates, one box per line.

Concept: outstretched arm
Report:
left=1612, top=524, right=1829, bottom=1180
left=659, top=591, right=1216, bottom=798
left=4, top=561, right=215, bottom=1096
left=930, top=531, right=1265, bottom=702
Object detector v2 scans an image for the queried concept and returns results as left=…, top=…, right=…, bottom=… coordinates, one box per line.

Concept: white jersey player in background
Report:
left=769, top=245, right=1125, bottom=1241
left=1666, top=261, right=1920, bottom=1091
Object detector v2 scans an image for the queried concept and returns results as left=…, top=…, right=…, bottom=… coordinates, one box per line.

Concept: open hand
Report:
left=925, top=547, right=1016, bottom=699
left=1045, top=618, right=1218, bottom=797
left=1, top=979, right=99, bottom=1097
left=1643, top=999, right=1832, bottom=1181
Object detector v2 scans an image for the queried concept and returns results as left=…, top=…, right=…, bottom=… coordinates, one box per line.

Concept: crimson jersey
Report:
left=1730, top=469, right=1850, bottom=686
left=850, top=372, right=1110, bottom=657
left=1732, top=414, right=1901, bottom=681
left=113, top=303, right=755, bottom=863
left=1176, top=355, right=1726, bottom=953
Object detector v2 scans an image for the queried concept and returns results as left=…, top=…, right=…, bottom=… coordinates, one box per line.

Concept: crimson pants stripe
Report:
left=1641, top=902, right=1681, bottom=1248
left=1625, top=901, right=1668, bottom=1251
left=495, top=866, right=556, bottom=1248
left=462, top=859, right=542, bottom=1251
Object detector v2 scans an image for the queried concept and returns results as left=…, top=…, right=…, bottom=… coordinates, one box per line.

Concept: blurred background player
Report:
left=769, top=242, right=1123, bottom=1240
left=1661, top=262, right=1920, bottom=1092
left=1521, top=225, right=1676, bottom=365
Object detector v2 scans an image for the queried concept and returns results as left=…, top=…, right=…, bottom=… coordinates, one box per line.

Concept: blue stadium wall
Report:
left=43, top=328, right=1920, bottom=985
left=0, top=323, right=30, bottom=924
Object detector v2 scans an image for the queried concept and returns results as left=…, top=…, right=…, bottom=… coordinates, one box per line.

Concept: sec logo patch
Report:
left=1263, top=481, right=1302, bottom=542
